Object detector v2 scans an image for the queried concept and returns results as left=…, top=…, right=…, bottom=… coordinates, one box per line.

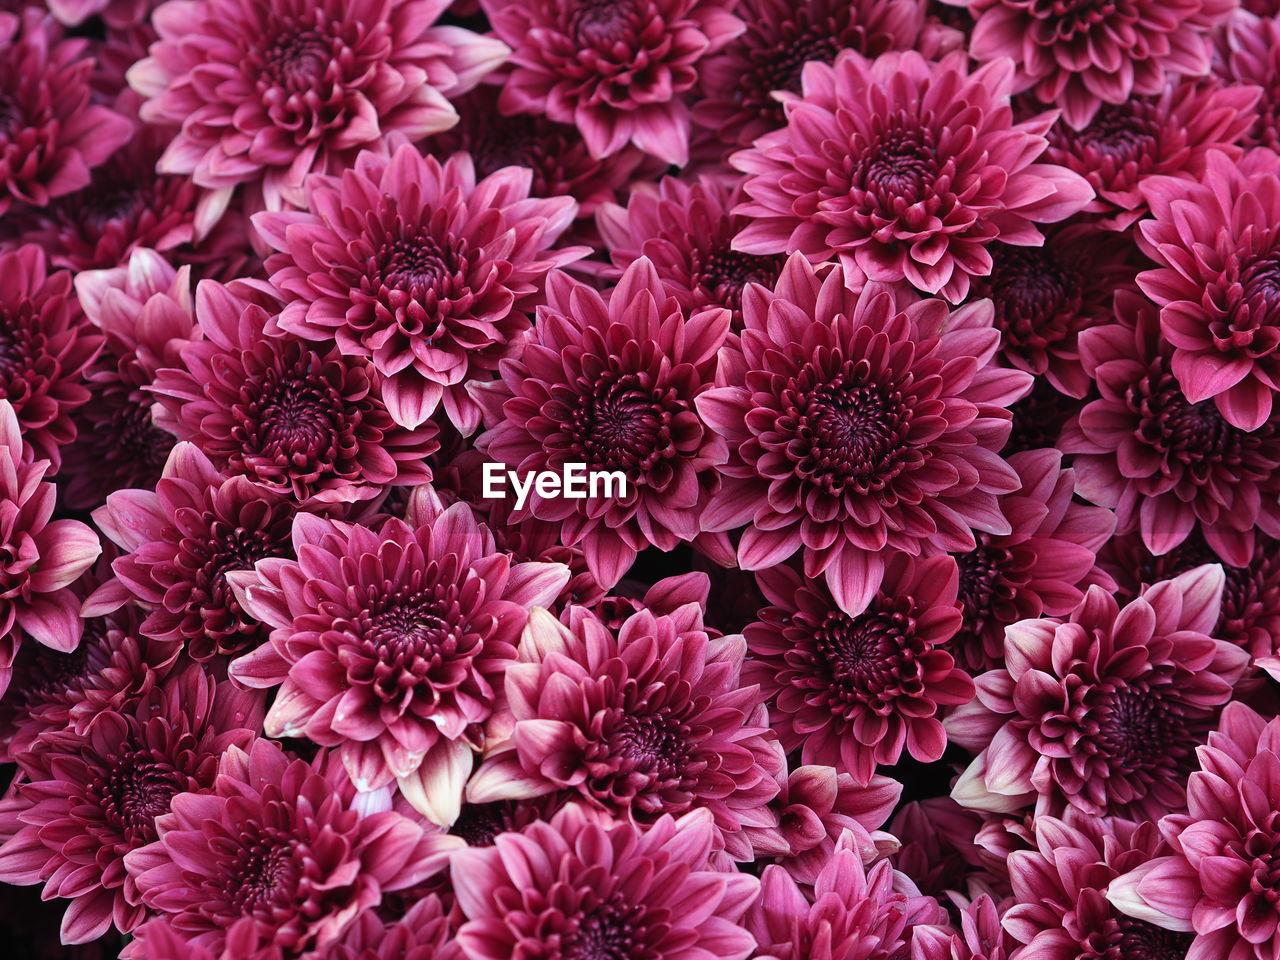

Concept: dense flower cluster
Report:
left=5, top=1, right=1280, bottom=958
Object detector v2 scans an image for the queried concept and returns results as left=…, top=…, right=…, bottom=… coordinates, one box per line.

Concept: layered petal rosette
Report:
left=127, top=0, right=508, bottom=216
left=695, top=255, right=1030, bottom=614
left=229, top=490, right=571, bottom=825
left=122, top=738, right=461, bottom=959
left=255, top=146, right=583, bottom=433
left=948, top=567, right=1249, bottom=819
left=466, top=598, right=782, bottom=859
left=731, top=49, right=1093, bottom=302
left=474, top=257, right=731, bottom=589
left=452, top=805, right=759, bottom=960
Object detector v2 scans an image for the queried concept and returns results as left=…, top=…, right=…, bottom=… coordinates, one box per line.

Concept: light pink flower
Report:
left=695, top=255, right=1029, bottom=614
left=731, top=50, right=1093, bottom=302
left=254, top=146, right=581, bottom=433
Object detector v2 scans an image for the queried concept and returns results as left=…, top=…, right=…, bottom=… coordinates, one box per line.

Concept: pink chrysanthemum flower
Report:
left=743, top=553, right=973, bottom=785
left=1059, top=291, right=1280, bottom=565
left=912, top=897, right=1017, bottom=960
left=889, top=798, right=987, bottom=900
left=91, top=443, right=301, bottom=661
left=229, top=491, right=570, bottom=825
left=150, top=279, right=436, bottom=503
left=970, top=226, right=1140, bottom=397
left=1001, top=812, right=1189, bottom=960
left=695, top=255, right=1030, bottom=614
left=474, top=257, right=731, bottom=589
left=596, top=176, right=787, bottom=330
left=948, top=567, right=1249, bottom=819
left=480, top=0, right=744, bottom=166
left=0, top=10, right=133, bottom=216
left=1107, top=702, right=1280, bottom=959
left=693, top=0, right=956, bottom=150
left=745, top=832, right=945, bottom=960
left=950, top=448, right=1116, bottom=674
left=0, top=398, right=101, bottom=687
left=60, top=249, right=196, bottom=511
left=423, top=85, right=656, bottom=218
left=951, top=0, right=1234, bottom=129
left=0, top=668, right=263, bottom=943
left=744, top=764, right=901, bottom=884
left=1041, top=80, right=1260, bottom=231
left=0, top=244, right=101, bottom=468
left=1135, top=150, right=1280, bottom=431
left=127, top=0, right=508, bottom=217
left=730, top=50, right=1093, bottom=302
left=123, top=738, right=461, bottom=960
left=1216, top=11, right=1280, bottom=152
left=465, top=601, right=781, bottom=860
left=452, top=805, right=759, bottom=960
left=254, top=146, right=582, bottom=433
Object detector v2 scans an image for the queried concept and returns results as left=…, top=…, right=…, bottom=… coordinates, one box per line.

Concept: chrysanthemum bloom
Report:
left=1000, top=813, right=1189, bottom=960
left=949, top=448, right=1116, bottom=675
left=127, top=0, right=508, bottom=217
left=0, top=244, right=102, bottom=467
left=889, top=798, right=986, bottom=900
left=745, top=832, right=945, bottom=960
left=948, top=567, right=1250, bottom=819
left=0, top=602, right=178, bottom=762
left=1101, top=531, right=1280, bottom=664
left=743, top=553, right=973, bottom=785
left=1059, top=291, right=1280, bottom=564
left=229, top=491, right=571, bottom=825
left=123, top=738, right=462, bottom=960
left=453, top=805, right=759, bottom=960
left=12, top=118, right=205, bottom=271
left=61, top=249, right=196, bottom=510
left=466, top=602, right=781, bottom=859
left=1135, top=150, right=1280, bottom=431
left=474, top=257, right=731, bottom=589
left=1107, top=702, right=1280, bottom=959
left=480, top=0, right=744, bottom=166
left=150, top=279, right=436, bottom=502
left=0, top=10, right=133, bottom=216
left=744, top=764, right=901, bottom=884
left=1040, top=80, right=1260, bottom=231
left=0, top=399, right=101, bottom=689
left=1216, top=11, right=1280, bottom=152
left=0, top=668, right=263, bottom=943
left=91, top=443, right=301, bottom=661
left=596, top=177, right=787, bottom=329
left=912, top=895, right=1016, bottom=960
left=254, top=146, right=582, bottom=433
left=969, top=226, right=1140, bottom=397
left=423, top=84, right=655, bottom=218
left=695, top=255, right=1029, bottom=614
left=693, top=0, right=957, bottom=150
left=730, top=50, right=1093, bottom=302
left=949, top=0, right=1234, bottom=129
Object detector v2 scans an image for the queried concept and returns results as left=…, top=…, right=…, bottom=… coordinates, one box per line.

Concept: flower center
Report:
left=102, top=754, right=185, bottom=844
left=450, top=801, right=522, bottom=847
left=697, top=249, right=786, bottom=310
left=988, top=248, right=1081, bottom=351
left=0, top=316, right=34, bottom=381
left=351, top=585, right=476, bottom=705
left=957, top=542, right=1017, bottom=617
left=564, top=905, right=643, bottom=960
left=813, top=604, right=919, bottom=703
left=858, top=130, right=937, bottom=203
left=1241, top=252, right=1280, bottom=323
left=261, top=30, right=331, bottom=91
left=568, top=0, right=638, bottom=47
left=566, top=371, right=673, bottom=476
left=228, top=833, right=299, bottom=912
left=380, top=236, right=455, bottom=304
left=1097, top=688, right=1190, bottom=775
left=609, top=712, right=688, bottom=773
left=1027, top=0, right=1116, bottom=37
left=1134, top=366, right=1244, bottom=468
left=1107, top=918, right=1194, bottom=960
left=1077, top=104, right=1158, bottom=164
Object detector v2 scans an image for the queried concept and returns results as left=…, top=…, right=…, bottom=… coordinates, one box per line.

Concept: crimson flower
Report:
left=123, top=738, right=462, bottom=960
left=254, top=146, right=582, bottom=433
left=744, top=553, right=973, bottom=784
left=127, top=0, right=508, bottom=217
left=150, top=279, right=436, bottom=503
left=948, top=567, right=1249, bottom=819
left=695, top=255, right=1029, bottom=614
left=0, top=668, right=263, bottom=943
left=1216, top=11, right=1280, bottom=152
left=0, top=10, right=132, bottom=216
left=480, top=0, right=745, bottom=165
left=229, top=491, right=570, bottom=825
left=452, top=805, right=759, bottom=960
left=731, top=50, right=1093, bottom=302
